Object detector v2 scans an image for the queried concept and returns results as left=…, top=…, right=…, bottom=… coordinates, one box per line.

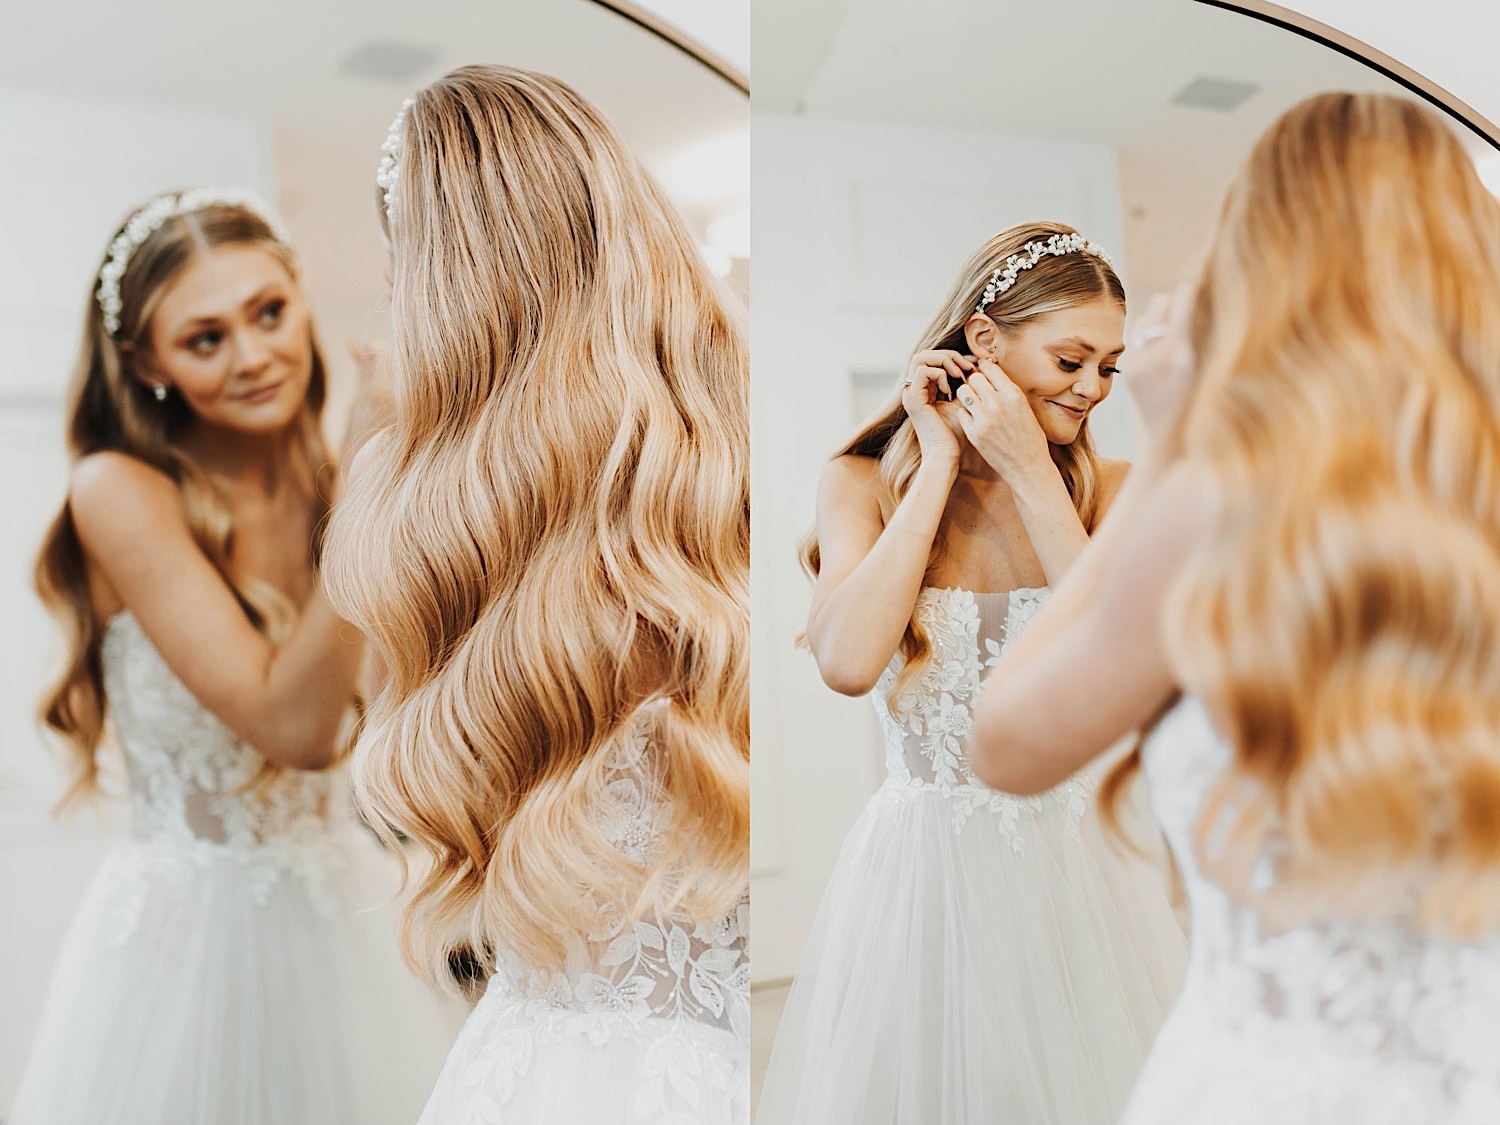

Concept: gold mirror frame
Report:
left=1197, top=0, right=1499, bottom=149
left=585, top=0, right=749, bottom=96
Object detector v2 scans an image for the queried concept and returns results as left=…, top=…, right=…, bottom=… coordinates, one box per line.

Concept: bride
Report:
left=973, top=92, right=1500, bottom=1123
left=756, top=221, right=1186, bottom=1124
left=322, top=66, right=750, bottom=1124
left=10, top=188, right=452, bottom=1125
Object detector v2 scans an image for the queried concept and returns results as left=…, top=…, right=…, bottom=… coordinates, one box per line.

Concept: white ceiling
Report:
left=2, top=0, right=749, bottom=222
left=755, top=0, right=1445, bottom=150
left=753, top=0, right=1497, bottom=297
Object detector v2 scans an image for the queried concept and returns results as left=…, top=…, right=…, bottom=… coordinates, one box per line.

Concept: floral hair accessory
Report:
left=375, top=97, right=415, bottom=226
left=96, top=187, right=289, bottom=337
left=976, top=233, right=1115, bottom=314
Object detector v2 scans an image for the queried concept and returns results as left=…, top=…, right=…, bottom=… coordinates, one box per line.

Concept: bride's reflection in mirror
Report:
left=7, top=190, right=456, bottom=1125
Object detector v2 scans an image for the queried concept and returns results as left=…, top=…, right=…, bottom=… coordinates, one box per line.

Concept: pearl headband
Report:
left=976, top=233, right=1115, bottom=314
left=96, top=187, right=289, bottom=337
left=375, top=97, right=415, bottom=226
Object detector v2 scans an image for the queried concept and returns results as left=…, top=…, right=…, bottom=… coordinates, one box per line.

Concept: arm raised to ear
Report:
left=970, top=460, right=1206, bottom=794
left=70, top=451, right=362, bottom=770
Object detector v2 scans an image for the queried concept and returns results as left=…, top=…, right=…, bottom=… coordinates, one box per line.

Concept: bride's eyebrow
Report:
left=1051, top=336, right=1097, bottom=352
left=1052, top=335, right=1127, bottom=356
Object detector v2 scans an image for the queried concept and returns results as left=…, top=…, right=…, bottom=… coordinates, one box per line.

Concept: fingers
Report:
left=1128, top=293, right=1174, bottom=352
left=349, top=342, right=378, bottom=380
left=907, top=350, right=976, bottom=397
left=905, top=364, right=944, bottom=399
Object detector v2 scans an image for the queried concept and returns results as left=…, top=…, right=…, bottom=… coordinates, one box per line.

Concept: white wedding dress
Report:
left=416, top=706, right=751, bottom=1124
left=1123, top=694, right=1500, bottom=1123
left=8, top=611, right=456, bottom=1125
left=757, top=586, right=1187, bottom=1124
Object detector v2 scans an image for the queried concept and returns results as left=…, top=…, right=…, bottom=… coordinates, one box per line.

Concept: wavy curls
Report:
left=321, top=66, right=749, bottom=985
left=1101, top=92, right=1500, bottom=934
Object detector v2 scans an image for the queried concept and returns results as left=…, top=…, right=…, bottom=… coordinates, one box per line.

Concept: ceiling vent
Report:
left=339, top=40, right=440, bottom=83
left=1171, top=76, right=1260, bottom=113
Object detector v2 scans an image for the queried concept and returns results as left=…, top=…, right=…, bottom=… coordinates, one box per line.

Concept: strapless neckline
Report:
left=922, top=584, right=1047, bottom=598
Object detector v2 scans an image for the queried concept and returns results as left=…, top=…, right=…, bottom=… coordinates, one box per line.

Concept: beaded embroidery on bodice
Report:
left=99, top=612, right=343, bottom=926
left=1139, top=695, right=1500, bottom=1107
left=870, top=586, right=1094, bottom=839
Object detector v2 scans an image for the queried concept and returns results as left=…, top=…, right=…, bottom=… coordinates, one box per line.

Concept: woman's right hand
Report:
left=901, top=349, right=972, bottom=468
left=342, top=341, right=395, bottom=465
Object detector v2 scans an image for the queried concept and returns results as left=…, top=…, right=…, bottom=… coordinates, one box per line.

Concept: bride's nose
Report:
left=1072, top=367, right=1106, bottom=402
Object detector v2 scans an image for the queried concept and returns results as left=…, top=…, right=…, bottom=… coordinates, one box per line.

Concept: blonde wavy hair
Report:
left=1100, top=92, right=1500, bottom=935
left=321, top=65, right=749, bottom=985
left=35, top=201, right=332, bottom=807
left=801, top=221, right=1124, bottom=710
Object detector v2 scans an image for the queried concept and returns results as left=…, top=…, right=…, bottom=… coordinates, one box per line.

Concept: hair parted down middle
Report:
left=321, top=65, right=749, bottom=985
left=1099, top=91, right=1500, bottom=936
left=799, top=220, right=1125, bottom=714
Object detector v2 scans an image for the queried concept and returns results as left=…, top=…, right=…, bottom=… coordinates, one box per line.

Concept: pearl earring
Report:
left=152, top=384, right=168, bottom=402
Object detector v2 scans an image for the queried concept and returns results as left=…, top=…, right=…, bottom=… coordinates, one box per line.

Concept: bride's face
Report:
left=143, top=245, right=315, bottom=435
left=967, top=297, right=1126, bottom=446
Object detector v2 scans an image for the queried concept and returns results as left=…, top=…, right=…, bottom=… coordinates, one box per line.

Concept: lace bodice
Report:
left=1139, top=695, right=1500, bottom=1103
left=432, top=711, right=749, bottom=1120
left=100, top=612, right=343, bottom=920
left=870, top=586, right=1094, bottom=838
left=487, top=718, right=750, bottom=1042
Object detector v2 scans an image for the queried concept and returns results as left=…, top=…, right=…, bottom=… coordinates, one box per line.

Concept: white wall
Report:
left=749, top=110, right=1130, bottom=982
left=0, top=87, right=275, bottom=1106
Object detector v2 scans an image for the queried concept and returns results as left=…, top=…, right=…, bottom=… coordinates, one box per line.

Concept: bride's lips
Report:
left=237, top=381, right=284, bottom=404
left=1048, top=400, right=1087, bottom=419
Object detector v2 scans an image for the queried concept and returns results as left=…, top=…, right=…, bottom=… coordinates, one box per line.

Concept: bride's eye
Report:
left=1056, top=358, right=1082, bottom=373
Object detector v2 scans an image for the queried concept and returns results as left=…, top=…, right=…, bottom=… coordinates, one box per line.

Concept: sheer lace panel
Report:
left=490, top=710, right=750, bottom=1043
left=869, top=586, right=1094, bottom=838
left=1140, top=696, right=1500, bottom=1103
left=98, top=612, right=344, bottom=936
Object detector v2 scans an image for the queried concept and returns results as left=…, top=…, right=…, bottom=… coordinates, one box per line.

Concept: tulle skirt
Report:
left=756, top=776, right=1187, bottom=1124
left=9, top=830, right=457, bottom=1125
left=418, top=981, right=749, bottom=1124
left=1121, top=992, right=1500, bottom=1125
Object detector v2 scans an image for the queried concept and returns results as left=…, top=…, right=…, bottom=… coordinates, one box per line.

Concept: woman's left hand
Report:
left=952, top=359, right=1054, bottom=483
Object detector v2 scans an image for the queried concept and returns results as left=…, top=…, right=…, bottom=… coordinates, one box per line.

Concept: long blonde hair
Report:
left=1101, top=92, right=1500, bottom=934
left=801, top=221, right=1124, bottom=708
left=322, top=65, right=749, bottom=984
left=35, top=200, right=331, bottom=807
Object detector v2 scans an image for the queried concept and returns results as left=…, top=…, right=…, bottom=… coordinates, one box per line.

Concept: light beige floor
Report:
left=750, top=979, right=791, bottom=1117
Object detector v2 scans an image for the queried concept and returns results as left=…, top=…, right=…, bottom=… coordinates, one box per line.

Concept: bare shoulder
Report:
left=69, top=452, right=185, bottom=542
left=819, top=454, right=883, bottom=509
left=823, top=451, right=880, bottom=487
left=1098, top=456, right=1131, bottom=490
left=1096, top=456, right=1132, bottom=516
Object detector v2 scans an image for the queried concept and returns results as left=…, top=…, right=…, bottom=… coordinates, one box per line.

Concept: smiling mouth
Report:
left=238, top=381, right=283, bottom=404
left=1049, top=400, right=1087, bottom=418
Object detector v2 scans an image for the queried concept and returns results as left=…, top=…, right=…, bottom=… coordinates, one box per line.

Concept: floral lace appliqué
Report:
left=97, top=613, right=347, bottom=946
left=1128, top=696, right=1500, bottom=1121
left=432, top=719, right=750, bottom=1123
left=870, top=587, right=1095, bottom=843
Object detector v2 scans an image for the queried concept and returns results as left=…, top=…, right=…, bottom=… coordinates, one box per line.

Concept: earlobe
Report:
left=964, top=314, right=1001, bottom=360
